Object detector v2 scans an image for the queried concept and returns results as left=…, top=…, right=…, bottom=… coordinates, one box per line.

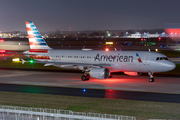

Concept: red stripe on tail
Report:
left=26, top=27, right=31, bottom=31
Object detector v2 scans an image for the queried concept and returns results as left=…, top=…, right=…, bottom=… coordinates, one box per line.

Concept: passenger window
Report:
left=156, top=57, right=159, bottom=60
left=160, top=57, right=163, bottom=60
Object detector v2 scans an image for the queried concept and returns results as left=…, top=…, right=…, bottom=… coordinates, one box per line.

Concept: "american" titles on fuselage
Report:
left=94, top=54, right=133, bottom=62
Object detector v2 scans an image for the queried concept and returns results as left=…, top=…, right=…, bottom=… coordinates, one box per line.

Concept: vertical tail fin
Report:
left=25, top=21, right=51, bottom=50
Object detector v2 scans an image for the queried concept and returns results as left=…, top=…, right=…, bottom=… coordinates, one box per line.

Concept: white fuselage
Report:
left=25, top=49, right=176, bottom=73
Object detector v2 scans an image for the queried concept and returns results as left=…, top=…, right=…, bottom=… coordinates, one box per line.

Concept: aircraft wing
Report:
left=21, top=59, right=112, bottom=67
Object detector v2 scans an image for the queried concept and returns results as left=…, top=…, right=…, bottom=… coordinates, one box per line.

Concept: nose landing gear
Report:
left=148, top=72, right=154, bottom=82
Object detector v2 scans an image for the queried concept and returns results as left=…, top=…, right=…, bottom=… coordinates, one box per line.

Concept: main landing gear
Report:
left=81, top=74, right=90, bottom=81
left=148, top=72, right=154, bottom=82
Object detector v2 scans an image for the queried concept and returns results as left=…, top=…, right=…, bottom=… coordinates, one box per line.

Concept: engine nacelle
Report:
left=124, top=72, right=142, bottom=76
left=89, top=68, right=110, bottom=79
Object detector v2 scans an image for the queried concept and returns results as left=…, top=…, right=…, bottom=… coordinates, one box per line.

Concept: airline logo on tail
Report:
left=25, top=21, right=51, bottom=50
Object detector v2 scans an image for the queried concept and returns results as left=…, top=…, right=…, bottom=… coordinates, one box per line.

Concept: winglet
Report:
left=21, top=59, right=26, bottom=64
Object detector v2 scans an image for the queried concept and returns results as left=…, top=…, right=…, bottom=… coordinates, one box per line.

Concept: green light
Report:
left=30, top=60, right=34, bottom=63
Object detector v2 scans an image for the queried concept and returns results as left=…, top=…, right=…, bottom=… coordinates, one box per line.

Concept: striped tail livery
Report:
left=25, top=21, right=51, bottom=50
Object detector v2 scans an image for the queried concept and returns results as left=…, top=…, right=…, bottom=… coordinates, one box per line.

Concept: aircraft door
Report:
left=144, top=53, right=151, bottom=65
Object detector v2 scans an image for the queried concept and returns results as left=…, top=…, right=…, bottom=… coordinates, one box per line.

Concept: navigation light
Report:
left=30, top=60, right=34, bottom=63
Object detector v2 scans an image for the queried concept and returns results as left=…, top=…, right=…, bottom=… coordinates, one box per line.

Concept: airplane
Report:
left=22, top=21, right=176, bottom=82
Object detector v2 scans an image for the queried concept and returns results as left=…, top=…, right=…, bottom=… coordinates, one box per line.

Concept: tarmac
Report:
left=0, top=69, right=180, bottom=94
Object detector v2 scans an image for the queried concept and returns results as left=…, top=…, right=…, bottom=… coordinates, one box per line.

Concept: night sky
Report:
left=0, top=0, right=180, bottom=32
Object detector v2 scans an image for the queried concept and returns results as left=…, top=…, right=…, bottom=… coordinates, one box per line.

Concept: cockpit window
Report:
left=156, top=57, right=168, bottom=60
left=163, top=57, right=168, bottom=60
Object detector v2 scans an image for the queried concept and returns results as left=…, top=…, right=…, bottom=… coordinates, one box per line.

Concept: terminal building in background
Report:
left=0, top=28, right=177, bottom=39
left=122, top=32, right=166, bottom=38
left=165, top=23, right=180, bottom=38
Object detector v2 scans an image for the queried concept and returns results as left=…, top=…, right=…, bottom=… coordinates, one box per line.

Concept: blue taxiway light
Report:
left=83, top=89, right=86, bottom=92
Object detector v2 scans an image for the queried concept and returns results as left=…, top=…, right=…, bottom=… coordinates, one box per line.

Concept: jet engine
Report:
left=89, top=68, right=110, bottom=79
left=124, top=72, right=142, bottom=76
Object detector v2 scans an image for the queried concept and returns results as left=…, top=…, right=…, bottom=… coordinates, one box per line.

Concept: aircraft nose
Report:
left=165, top=61, right=176, bottom=71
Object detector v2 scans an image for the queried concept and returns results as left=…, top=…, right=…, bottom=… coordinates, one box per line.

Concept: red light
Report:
left=105, top=48, right=109, bottom=52
left=0, top=50, right=5, bottom=53
left=0, top=40, right=4, bottom=42
left=158, top=37, right=161, bottom=40
left=141, top=38, right=143, bottom=41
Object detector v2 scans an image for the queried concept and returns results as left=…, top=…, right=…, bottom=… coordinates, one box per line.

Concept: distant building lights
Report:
left=106, top=42, right=113, bottom=45
left=0, top=50, right=5, bottom=52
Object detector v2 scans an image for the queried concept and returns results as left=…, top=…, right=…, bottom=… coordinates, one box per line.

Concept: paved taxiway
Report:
left=0, top=69, right=180, bottom=94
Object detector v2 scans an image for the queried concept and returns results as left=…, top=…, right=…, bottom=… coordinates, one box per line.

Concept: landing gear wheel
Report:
left=149, top=78, right=154, bottom=82
left=81, top=75, right=90, bottom=81
left=81, top=75, right=87, bottom=81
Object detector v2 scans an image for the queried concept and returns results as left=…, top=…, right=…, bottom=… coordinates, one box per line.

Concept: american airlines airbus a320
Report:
left=22, top=21, right=176, bottom=82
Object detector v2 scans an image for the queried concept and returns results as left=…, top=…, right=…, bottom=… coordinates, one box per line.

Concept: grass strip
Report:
left=0, top=91, right=179, bottom=120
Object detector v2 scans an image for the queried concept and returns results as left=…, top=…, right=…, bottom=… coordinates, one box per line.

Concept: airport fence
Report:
left=0, top=105, right=136, bottom=120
